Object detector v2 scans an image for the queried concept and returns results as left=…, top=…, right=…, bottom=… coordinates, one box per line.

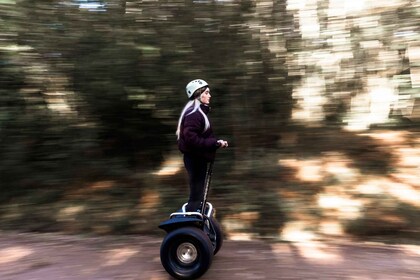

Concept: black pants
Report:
left=183, top=154, right=209, bottom=212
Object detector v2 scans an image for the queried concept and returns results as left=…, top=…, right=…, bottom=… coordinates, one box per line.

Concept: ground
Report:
left=0, top=231, right=419, bottom=280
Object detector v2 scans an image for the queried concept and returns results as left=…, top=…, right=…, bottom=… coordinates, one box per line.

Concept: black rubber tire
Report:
left=209, top=216, right=223, bottom=255
left=160, top=227, right=213, bottom=280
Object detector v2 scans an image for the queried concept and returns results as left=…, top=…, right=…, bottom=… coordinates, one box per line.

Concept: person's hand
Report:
left=217, top=140, right=228, bottom=148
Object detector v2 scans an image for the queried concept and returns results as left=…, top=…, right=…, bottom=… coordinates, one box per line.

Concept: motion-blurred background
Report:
left=1, top=0, right=419, bottom=242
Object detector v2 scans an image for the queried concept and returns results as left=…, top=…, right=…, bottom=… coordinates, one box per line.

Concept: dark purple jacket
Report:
left=178, top=104, right=219, bottom=162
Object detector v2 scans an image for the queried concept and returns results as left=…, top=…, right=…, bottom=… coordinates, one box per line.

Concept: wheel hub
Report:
left=176, top=242, right=198, bottom=264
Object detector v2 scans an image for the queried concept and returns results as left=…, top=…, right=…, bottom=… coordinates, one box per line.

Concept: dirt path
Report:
left=0, top=231, right=419, bottom=280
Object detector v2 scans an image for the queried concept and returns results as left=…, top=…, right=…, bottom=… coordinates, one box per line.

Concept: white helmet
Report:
left=185, top=79, right=208, bottom=99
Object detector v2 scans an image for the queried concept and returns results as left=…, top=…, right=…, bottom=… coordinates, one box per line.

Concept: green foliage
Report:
left=0, top=0, right=418, bottom=241
left=345, top=200, right=420, bottom=238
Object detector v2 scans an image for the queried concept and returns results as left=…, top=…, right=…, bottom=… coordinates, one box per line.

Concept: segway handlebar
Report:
left=200, top=161, right=214, bottom=214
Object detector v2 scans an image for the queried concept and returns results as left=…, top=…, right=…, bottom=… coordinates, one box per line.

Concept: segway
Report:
left=158, top=161, right=223, bottom=279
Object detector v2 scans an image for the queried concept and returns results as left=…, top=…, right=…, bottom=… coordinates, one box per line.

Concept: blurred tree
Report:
left=0, top=0, right=418, bottom=238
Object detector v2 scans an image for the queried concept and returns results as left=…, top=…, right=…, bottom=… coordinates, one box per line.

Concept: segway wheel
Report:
left=209, top=216, right=223, bottom=255
left=160, top=227, right=213, bottom=280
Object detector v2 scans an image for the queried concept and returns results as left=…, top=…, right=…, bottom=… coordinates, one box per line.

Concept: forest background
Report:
left=1, top=0, right=419, bottom=243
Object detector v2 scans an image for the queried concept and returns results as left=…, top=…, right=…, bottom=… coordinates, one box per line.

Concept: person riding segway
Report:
left=159, top=79, right=228, bottom=279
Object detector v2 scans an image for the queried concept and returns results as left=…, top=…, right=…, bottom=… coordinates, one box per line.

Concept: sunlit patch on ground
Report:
left=319, top=220, right=344, bottom=236
left=281, top=221, right=318, bottom=242
left=89, top=180, right=115, bottom=190
left=294, top=241, right=343, bottom=263
left=356, top=177, right=420, bottom=207
left=396, top=147, right=420, bottom=167
left=69, top=180, right=116, bottom=196
left=65, top=180, right=117, bottom=197
left=361, top=131, right=409, bottom=145
left=401, top=244, right=420, bottom=257
left=317, top=194, right=364, bottom=220
left=227, top=233, right=255, bottom=241
left=391, top=170, right=420, bottom=187
left=138, top=191, right=160, bottom=215
left=356, top=181, right=385, bottom=195
left=0, top=246, right=33, bottom=265
left=275, top=127, right=419, bottom=239
left=102, top=248, right=139, bottom=267
left=57, top=205, right=86, bottom=222
left=324, top=153, right=359, bottom=182
left=297, top=159, right=324, bottom=182
left=360, top=131, right=420, bottom=199
left=279, top=152, right=359, bottom=183
left=385, top=182, right=420, bottom=207
left=279, top=158, right=324, bottom=182
left=153, top=155, right=182, bottom=176
left=222, top=211, right=259, bottom=241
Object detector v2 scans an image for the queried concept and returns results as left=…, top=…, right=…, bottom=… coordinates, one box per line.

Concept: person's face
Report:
left=199, top=87, right=211, bottom=105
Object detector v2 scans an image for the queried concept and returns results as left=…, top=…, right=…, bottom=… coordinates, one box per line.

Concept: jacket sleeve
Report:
left=182, top=114, right=218, bottom=150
